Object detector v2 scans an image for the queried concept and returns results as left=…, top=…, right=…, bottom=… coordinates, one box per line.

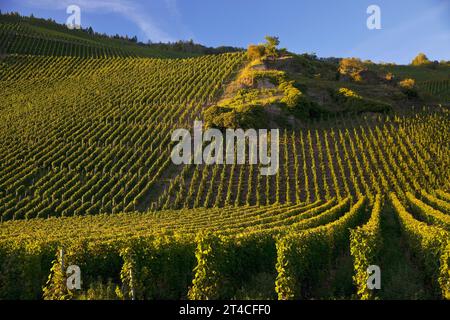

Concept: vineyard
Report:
left=0, top=53, right=245, bottom=220
left=0, top=14, right=201, bottom=58
left=420, top=79, right=450, bottom=101
left=1, top=13, right=450, bottom=301
left=1, top=190, right=450, bottom=299
left=156, top=110, right=449, bottom=209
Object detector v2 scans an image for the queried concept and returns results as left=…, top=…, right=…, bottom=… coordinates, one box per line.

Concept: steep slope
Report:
left=0, top=53, right=244, bottom=220
left=0, top=13, right=238, bottom=58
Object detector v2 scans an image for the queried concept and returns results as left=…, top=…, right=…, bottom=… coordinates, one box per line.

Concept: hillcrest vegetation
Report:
left=203, top=36, right=449, bottom=131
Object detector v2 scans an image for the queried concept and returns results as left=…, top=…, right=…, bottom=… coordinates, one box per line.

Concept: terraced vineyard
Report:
left=1, top=13, right=450, bottom=301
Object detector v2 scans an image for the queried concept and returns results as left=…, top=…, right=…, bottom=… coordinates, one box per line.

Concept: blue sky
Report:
left=1, top=0, right=449, bottom=64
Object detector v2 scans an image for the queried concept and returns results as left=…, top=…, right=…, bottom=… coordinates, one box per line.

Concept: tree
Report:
left=264, top=36, right=280, bottom=60
left=398, top=78, right=418, bottom=98
left=411, top=53, right=431, bottom=66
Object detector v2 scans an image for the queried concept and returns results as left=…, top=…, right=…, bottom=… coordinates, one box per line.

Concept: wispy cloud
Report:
left=22, top=0, right=175, bottom=42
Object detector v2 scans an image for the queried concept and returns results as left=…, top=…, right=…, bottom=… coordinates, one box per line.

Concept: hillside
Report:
left=0, top=14, right=449, bottom=301
left=0, top=53, right=244, bottom=218
left=0, top=13, right=240, bottom=58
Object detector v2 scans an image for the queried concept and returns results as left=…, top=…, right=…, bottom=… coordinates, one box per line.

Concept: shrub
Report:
left=0, top=241, right=56, bottom=299
left=247, top=44, right=265, bottom=61
left=399, top=78, right=415, bottom=90
left=338, top=58, right=367, bottom=82
left=203, top=104, right=268, bottom=130
left=411, top=53, right=431, bottom=66
left=203, top=105, right=238, bottom=129
left=188, top=232, right=227, bottom=300
left=385, top=72, right=394, bottom=81
left=121, top=237, right=196, bottom=300
left=43, top=240, right=124, bottom=300
left=334, top=88, right=391, bottom=114
left=336, top=87, right=362, bottom=99
left=279, top=80, right=302, bottom=108
left=399, top=78, right=418, bottom=98
left=188, top=232, right=278, bottom=300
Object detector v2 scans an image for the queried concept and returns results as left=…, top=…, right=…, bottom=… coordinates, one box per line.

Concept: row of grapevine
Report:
left=390, top=193, right=450, bottom=298
left=275, top=196, right=368, bottom=299
left=0, top=196, right=373, bottom=300
left=420, top=79, right=450, bottom=101
left=0, top=19, right=196, bottom=58
left=0, top=53, right=245, bottom=221
left=159, top=109, right=449, bottom=210
left=350, top=194, right=383, bottom=299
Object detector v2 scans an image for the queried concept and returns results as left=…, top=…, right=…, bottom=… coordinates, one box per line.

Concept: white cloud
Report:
left=22, top=0, right=175, bottom=42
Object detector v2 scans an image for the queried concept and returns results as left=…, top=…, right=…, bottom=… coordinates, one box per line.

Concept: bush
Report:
left=235, top=104, right=268, bottom=128
left=247, top=45, right=265, bottom=61
left=264, top=36, right=280, bottom=60
left=399, top=78, right=415, bottom=90
left=338, top=58, right=367, bottom=82
left=334, top=88, right=391, bottom=114
left=399, top=78, right=418, bottom=98
left=0, top=241, right=56, bottom=299
left=203, top=104, right=268, bottom=130
left=43, top=240, right=124, bottom=300
left=279, top=80, right=302, bottom=108
left=411, top=53, right=431, bottom=66
left=336, top=87, right=362, bottom=100
left=385, top=72, right=394, bottom=82
left=203, top=106, right=238, bottom=129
